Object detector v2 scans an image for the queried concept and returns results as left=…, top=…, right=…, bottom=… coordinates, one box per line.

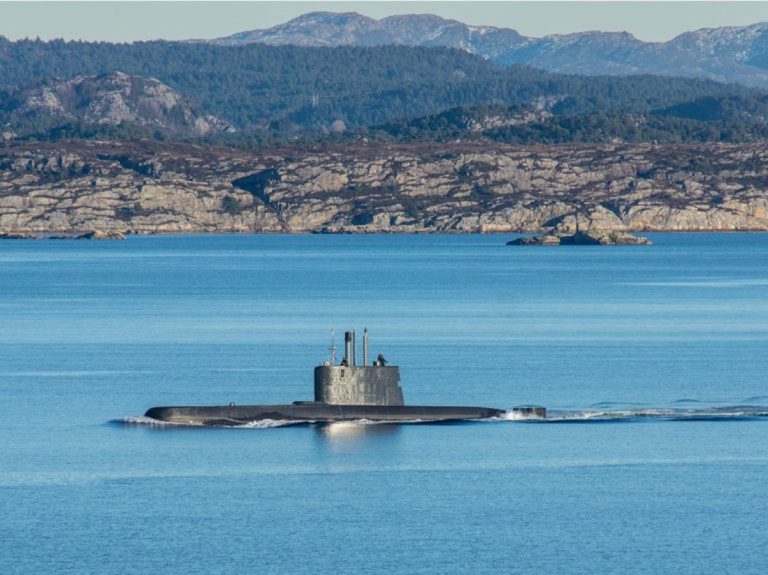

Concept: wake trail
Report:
left=502, top=405, right=768, bottom=423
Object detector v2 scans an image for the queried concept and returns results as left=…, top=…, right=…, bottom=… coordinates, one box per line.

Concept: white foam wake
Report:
left=233, top=419, right=308, bottom=428
left=115, top=416, right=185, bottom=426
left=500, top=410, right=545, bottom=421
left=115, top=416, right=317, bottom=429
left=501, top=406, right=768, bottom=423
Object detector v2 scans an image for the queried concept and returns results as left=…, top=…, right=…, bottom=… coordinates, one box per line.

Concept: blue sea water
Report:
left=1, top=233, right=767, bottom=574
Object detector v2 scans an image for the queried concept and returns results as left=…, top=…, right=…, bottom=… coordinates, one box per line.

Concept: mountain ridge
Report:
left=209, top=11, right=768, bottom=88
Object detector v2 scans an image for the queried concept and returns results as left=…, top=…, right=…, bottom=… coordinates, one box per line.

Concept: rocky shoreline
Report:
left=0, top=230, right=125, bottom=240
left=2, top=140, right=768, bottom=235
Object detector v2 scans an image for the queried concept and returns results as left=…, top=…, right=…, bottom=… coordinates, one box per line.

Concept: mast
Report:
left=327, top=329, right=336, bottom=365
left=344, top=331, right=352, bottom=365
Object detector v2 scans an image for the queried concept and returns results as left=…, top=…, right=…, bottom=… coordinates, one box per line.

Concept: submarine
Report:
left=144, top=329, right=545, bottom=426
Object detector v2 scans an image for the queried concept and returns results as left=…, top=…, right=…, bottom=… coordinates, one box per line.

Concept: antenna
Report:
left=328, top=329, right=337, bottom=365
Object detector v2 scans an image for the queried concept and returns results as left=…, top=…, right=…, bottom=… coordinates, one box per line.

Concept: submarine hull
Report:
left=144, top=403, right=505, bottom=426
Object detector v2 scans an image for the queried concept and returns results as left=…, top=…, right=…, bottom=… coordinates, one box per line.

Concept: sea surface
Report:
left=1, top=233, right=767, bottom=574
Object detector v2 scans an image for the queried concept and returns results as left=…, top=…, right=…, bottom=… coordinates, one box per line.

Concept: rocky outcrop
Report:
left=0, top=229, right=125, bottom=239
left=2, top=140, right=768, bottom=234
left=5, top=72, right=233, bottom=137
left=508, top=230, right=651, bottom=246
left=76, top=230, right=126, bottom=240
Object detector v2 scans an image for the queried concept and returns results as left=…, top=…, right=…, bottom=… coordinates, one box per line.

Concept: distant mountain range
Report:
left=210, top=11, right=768, bottom=88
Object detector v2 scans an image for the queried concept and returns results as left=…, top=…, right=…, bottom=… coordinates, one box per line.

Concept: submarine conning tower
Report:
left=314, top=328, right=405, bottom=406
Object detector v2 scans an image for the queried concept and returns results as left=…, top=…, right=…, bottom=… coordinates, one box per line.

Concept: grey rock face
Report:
left=7, top=72, right=233, bottom=136
left=2, top=140, right=768, bottom=234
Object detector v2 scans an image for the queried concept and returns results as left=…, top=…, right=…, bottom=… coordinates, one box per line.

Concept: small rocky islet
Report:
left=0, top=230, right=126, bottom=240
left=507, top=228, right=651, bottom=246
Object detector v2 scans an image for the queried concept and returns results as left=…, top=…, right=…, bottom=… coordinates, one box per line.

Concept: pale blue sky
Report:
left=3, top=2, right=768, bottom=43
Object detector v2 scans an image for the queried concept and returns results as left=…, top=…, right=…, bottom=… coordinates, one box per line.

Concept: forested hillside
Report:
left=1, top=37, right=765, bottom=144
left=374, top=94, right=768, bottom=144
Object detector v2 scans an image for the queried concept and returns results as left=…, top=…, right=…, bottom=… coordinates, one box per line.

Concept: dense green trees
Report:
left=1, top=38, right=767, bottom=144
left=373, top=96, right=768, bottom=144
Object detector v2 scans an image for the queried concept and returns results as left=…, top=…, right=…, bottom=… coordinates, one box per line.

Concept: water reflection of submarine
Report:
left=144, top=328, right=546, bottom=425
left=315, top=421, right=401, bottom=441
